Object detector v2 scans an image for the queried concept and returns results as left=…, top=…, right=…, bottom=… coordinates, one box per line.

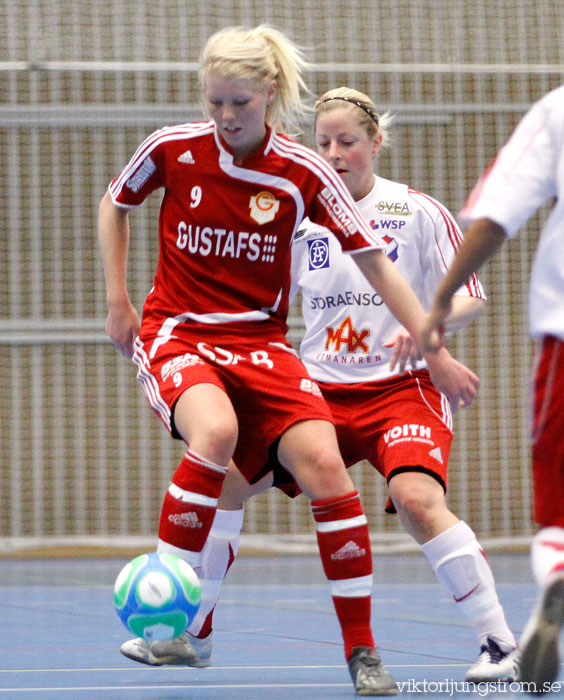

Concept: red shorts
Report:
left=132, top=323, right=333, bottom=484
left=268, top=369, right=454, bottom=506
left=320, top=370, right=454, bottom=511
left=531, top=335, right=564, bottom=527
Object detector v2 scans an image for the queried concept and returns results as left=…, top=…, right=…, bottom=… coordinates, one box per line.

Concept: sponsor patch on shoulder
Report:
left=307, top=237, right=330, bottom=270
left=126, top=156, right=156, bottom=193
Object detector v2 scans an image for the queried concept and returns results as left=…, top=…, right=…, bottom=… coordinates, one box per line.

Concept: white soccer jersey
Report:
left=291, top=176, right=485, bottom=383
left=459, top=84, right=564, bottom=342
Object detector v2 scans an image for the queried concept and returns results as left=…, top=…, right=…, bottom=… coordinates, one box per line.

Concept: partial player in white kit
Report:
left=423, top=84, right=564, bottom=692
left=182, top=87, right=519, bottom=683
left=98, top=26, right=480, bottom=696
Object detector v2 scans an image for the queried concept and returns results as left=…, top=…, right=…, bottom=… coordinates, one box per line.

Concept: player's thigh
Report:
left=229, top=342, right=335, bottom=485
left=218, top=462, right=273, bottom=510
left=319, top=387, right=368, bottom=469
left=277, top=419, right=354, bottom=500
left=174, top=383, right=239, bottom=464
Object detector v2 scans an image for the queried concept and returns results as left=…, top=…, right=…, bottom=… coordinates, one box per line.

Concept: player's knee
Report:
left=389, top=473, right=442, bottom=526
left=173, top=386, right=238, bottom=462
left=306, top=441, right=343, bottom=474
left=277, top=421, right=352, bottom=498
left=178, top=412, right=237, bottom=465
left=297, top=447, right=351, bottom=497
left=203, top=417, right=238, bottom=460
left=395, top=494, right=434, bottom=528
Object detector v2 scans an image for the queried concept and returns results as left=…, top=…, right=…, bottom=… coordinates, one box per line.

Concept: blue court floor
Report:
left=0, top=553, right=561, bottom=699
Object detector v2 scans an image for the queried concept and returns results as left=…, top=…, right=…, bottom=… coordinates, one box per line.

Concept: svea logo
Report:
left=308, top=237, right=330, bottom=270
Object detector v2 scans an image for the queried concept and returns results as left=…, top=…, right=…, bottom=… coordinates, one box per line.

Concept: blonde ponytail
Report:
left=200, top=24, right=312, bottom=137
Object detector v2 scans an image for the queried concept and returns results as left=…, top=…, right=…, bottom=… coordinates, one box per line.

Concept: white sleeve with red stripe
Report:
left=271, top=134, right=386, bottom=254
left=409, top=188, right=486, bottom=301
left=458, top=91, right=561, bottom=238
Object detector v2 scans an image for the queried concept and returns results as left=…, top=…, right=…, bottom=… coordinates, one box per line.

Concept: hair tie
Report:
left=318, top=96, right=379, bottom=125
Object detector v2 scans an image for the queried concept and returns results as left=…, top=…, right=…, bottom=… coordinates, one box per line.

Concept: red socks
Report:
left=312, top=491, right=374, bottom=658
left=158, top=450, right=227, bottom=555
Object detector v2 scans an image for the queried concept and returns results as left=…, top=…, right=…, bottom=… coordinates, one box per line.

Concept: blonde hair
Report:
left=314, top=87, right=393, bottom=148
left=199, top=25, right=312, bottom=137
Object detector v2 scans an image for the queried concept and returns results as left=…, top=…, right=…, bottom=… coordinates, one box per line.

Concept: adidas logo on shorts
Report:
left=429, top=446, right=443, bottom=464
left=299, top=378, right=323, bottom=397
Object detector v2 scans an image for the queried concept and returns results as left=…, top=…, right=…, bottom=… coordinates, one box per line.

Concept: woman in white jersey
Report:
left=99, top=27, right=479, bottom=696
left=181, top=87, right=519, bottom=684
left=423, top=84, right=564, bottom=691
left=290, top=89, right=518, bottom=683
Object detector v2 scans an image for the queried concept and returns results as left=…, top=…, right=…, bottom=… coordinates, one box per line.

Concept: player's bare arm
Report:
left=353, top=248, right=428, bottom=347
left=386, top=297, right=486, bottom=374
left=443, top=296, right=486, bottom=332
left=98, top=191, right=140, bottom=358
left=353, top=248, right=479, bottom=408
left=423, top=218, right=506, bottom=352
left=425, top=347, right=479, bottom=411
left=385, top=330, right=480, bottom=411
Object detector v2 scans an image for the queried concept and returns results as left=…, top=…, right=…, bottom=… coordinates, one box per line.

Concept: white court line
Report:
left=0, top=662, right=468, bottom=674
left=0, top=685, right=351, bottom=693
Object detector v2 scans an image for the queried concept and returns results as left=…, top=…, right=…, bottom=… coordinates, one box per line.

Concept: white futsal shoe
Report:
left=465, top=637, right=520, bottom=683
left=519, top=572, right=564, bottom=689
left=347, top=646, right=398, bottom=695
left=120, top=630, right=212, bottom=668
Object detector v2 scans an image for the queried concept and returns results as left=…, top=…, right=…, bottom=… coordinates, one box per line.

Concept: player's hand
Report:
left=425, top=347, right=479, bottom=412
left=385, top=329, right=422, bottom=374
left=105, top=299, right=140, bottom=359
left=421, top=300, right=452, bottom=353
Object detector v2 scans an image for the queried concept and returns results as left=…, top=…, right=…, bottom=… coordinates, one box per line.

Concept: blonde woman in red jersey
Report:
left=99, top=26, right=478, bottom=695
left=167, top=86, right=519, bottom=686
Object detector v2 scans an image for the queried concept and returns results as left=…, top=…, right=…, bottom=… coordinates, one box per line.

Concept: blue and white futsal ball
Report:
left=114, top=552, right=201, bottom=640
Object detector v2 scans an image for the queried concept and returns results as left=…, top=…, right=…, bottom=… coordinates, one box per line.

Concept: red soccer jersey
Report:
left=109, top=121, right=384, bottom=338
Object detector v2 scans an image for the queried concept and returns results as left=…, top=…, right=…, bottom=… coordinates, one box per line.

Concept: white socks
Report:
left=531, top=526, right=564, bottom=586
left=187, top=507, right=244, bottom=636
left=422, top=520, right=516, bottom=651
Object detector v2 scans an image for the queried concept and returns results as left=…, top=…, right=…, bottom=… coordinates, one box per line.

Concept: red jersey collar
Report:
left=213, top=123, right=276, bottom=165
